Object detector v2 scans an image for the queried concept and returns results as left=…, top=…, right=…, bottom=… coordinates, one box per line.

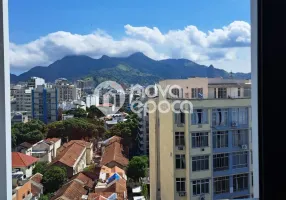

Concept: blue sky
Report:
left=9, top=0, right=251, bottom=74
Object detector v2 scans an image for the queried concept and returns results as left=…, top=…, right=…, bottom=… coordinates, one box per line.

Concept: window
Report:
left=176, top=178, right=186, bottom=192
left=176, top=154, right=186, bottom=169
left=231, top=108, right=239, bottom=123
left=212, top=108, right=228, bottom=126
left=174, top=111, right=185, bottom=125
left=192, top=179, right=209, bottom=196
left=191, top=109, right=208, bottom=124
left=238, top=88, right=241, bottom=97
left=192, top=88, right=203, bottom=98
left=22, top=194, right=25, bottom=199
left=239, top=107, right=248, bottom=125
left=175, top=132, right=185, bottom=146
left=192, top=155, right=209, bottom=171
left=213, top=131, right=228, bottom=148
left=244, top=87, right=251, bottom=97
left=233, top=130, right=248, bottom=147
left=27, top=191, right=30, bottom=195
left=233, top=151, right=248, bottom=169
left=192, top=132, right=208, bottom=148
left=214, top=176, right=230, bottom=194
left=171, top=88, right=180, bottom=98
left=233, top=174, right=249, bottom=192
left=218, top=88, right=227, bottom=98
left=213, top=153, right=229, bottom=171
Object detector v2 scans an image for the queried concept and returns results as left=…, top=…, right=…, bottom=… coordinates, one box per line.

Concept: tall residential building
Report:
left=27, top=77, right=45, bottom=88
left=15, top=88, right=32, bottom=119
left=149, top=77, right=252, bottom=200
left=32, top=86, right=58, bottom=124
left=55, top=82, right=81, bottom=103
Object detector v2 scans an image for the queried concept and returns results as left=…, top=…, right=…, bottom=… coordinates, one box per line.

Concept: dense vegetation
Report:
left=127, top=156, right=149, bottom=182
left=12, top=120, right=47, bottom=147
left=42, top=166, right=67, bottom=193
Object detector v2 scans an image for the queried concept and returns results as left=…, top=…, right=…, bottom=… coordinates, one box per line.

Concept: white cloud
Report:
left=10, top=21, right=251, bottom=72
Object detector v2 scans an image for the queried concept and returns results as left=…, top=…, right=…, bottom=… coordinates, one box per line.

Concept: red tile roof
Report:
left=103, top=136, right=122, bottom=146
left=51, top=143, right=86, bottom=168
left=12, top=152, right=38, bottom=168
left=51, top=180, right=88, bottom=200
left=100, top=142, right=128, bottom=167
left=70, top=172, right=94, bottom=189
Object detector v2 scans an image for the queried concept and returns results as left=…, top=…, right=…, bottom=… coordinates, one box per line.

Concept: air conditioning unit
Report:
left=199, top=195, right=206, bottom=200
left=179, top=192, right=186, bottom=196
left=231, top=121, right=238, bottom=127
left=241, top=144, right=248, bottom=150
left=177, top=145, right=185, bottom=151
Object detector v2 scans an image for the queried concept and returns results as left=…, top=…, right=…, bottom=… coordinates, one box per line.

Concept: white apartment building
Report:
left=27, top=77, right=45, bottom=89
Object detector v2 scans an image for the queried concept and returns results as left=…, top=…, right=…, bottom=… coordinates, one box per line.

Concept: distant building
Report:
left=62, top=114, right=74, bottom=121
left=83, top=94, right=97, bottom=108
left=15, top=88, right=32, bottom=119
left=31, top=86, right=58, bottom=124
left=55, top=82, right=81, bottom=103
left=12, top=178, right=33, bottom=200
left=29, top=173, right=44, bottom=199
left=27, top=77, right=45, bottom=89
left=11, top=111, right=29, bottom=124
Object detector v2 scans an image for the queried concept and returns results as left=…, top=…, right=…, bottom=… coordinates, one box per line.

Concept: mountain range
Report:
left=10, top=52, right=251, bottom=85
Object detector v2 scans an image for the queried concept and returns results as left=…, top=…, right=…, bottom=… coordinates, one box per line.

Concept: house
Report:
left=15, top=138, right=61, bottom=163
left=51, top=140, right=93, bottom=178
left=12, top=179, right=33, bottom=200
left=51, top=172, right=94, bottom=200
left=15, top=142, right=33, bottom=156
left=12, top=152, right=38, bottom=179
left=29, top=173, right=44, bottom=199
left=90, top=165, right=127, bottom=200
left=50, top=179, right=88, bottom=200
left=30, top=138, right=61, bottom=163
left=100, top=138, right=129, bottom=169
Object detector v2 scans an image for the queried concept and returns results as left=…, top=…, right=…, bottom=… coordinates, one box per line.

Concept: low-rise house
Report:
left=51, top=172, right=94, bottom=200
left=29, top=173, right=44, bottom=199
left=90, top=165, right=127, bottom=200
left=15, top=142, right=33, bottom=156
left=30, top=138, right=61, bottom=163
left=100, top=138, right=129, bottom=169
left=51, top=140, right=93, bottom=178
left=12, top=152, right=38, bottom=179
left=11, top=111, right=29, bottom=124
left=50, top=179, right=88, bottom=200
left=12, top=179, right=33, bottom=200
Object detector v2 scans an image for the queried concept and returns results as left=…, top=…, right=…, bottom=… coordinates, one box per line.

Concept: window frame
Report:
left=175, top=154, right=186, bottom=169
left=176, top=178, right=186, bottom=192
left=192, top=179, right=210, bottom=196
left=191, top=132, right=209, bottom=148
left=213, top=153, right=230, bottom=171
left=214, top=176, right=230, bottom=194
left=192, top=155, right=209, bottom=172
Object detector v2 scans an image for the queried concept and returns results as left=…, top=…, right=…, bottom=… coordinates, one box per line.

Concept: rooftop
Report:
left=51, top=180, right=88, bottom=200
left=70, top=172, right=94, bottom=189
left=100, top=141, right=129, bottom=167
left=12, top=152, right=38, bottom=168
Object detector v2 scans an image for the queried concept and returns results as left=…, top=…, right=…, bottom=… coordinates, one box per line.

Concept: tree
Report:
left=141, top=183, right=149, bottom=200
left=65, top=108, right=87, bottom=118
left=87, top=105, right=104, bottom=119
left=47, top=118, right=101, bottom=141
left=33, top=161, right=48, bottom=175
left=12, top=120, right=48, bottom=147
left=58, top=108, right=63, bottom=121
left=39, top=194, right=52, bottom=200
left=42, top=166, right=67, bottom=193
left=127, top=156, right=148, bottom=182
